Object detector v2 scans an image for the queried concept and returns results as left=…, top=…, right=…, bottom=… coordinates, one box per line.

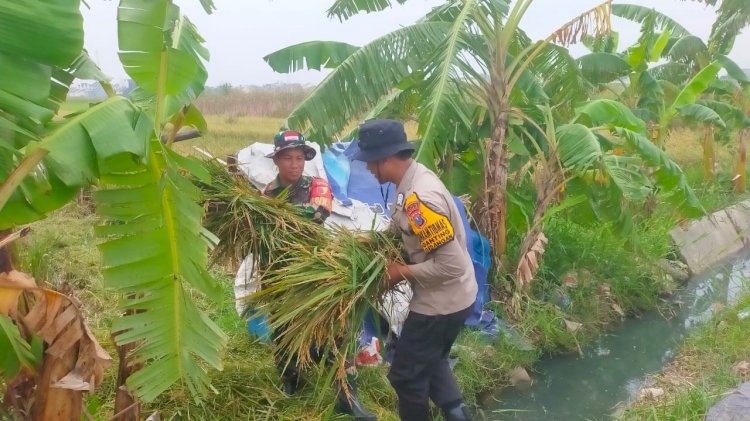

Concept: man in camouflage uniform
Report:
left=264, top=130, right=376, bottom=420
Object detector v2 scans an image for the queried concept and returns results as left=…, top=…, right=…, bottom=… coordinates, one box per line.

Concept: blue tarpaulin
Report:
left=321, top=143, right=352, bottom=206
left=342, top=140, right=396, bottom=216
left=451, top=197, right=492, bottom=328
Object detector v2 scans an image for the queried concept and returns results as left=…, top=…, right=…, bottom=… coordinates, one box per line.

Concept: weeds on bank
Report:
left=501, top=211, right=677, bottom=352
left=621, top=296, right=750, bottom=420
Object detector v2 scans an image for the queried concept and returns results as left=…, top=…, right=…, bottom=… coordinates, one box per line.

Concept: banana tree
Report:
left=264, top=0, right=615, bottom=268
left=578, top=5, right=689, bottom=117
left=577, top=9, right=729, bottom=155
left=700, top=84, right=750, bottom=189
left=611, top=3, right=748, bottom=95
left=326, top=0, right=410, bottom=20
left=678, top=0, right=750, bottom=66
left=615, top=2, right=748, bottom=84
left=653, top=60, right=724, bottom=153
left=0, top=0, right=225, bottom=419
left=512, top=99, right=704, bottom=291
left=679, top=104, right=726, bottom=178
left=670, top=0, right=750, bottom=181
left=729, top=84, right=750, bottom=192
left=0, top=1, right=134, bottom=417
left=477, top=0, right=617, bottom=264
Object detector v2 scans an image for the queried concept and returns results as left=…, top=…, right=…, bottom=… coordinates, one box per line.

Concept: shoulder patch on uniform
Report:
left=404, top=193, right=455, bottom=253
left=309, top=177, right=333, bottom=212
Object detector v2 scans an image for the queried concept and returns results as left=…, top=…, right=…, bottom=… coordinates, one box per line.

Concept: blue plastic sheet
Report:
left=451, top=196, right=492, bottom=328
left=343, top=140, right=396, bottom=217
left=245, top=309, right=270, bottom=342
left=322, top=144, right=352, bottom=206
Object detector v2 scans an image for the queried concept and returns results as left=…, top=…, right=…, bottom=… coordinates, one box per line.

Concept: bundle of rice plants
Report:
left=200, top=160, right=325, bottom=272
left=251, top=229, right=403, bottom=392
left=199, top=160, right=404, bottom=394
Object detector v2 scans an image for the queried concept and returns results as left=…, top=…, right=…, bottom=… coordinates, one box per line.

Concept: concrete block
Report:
left=725, top=200, right=750, bottom=244
left=670, top=209, right=745, bottom=275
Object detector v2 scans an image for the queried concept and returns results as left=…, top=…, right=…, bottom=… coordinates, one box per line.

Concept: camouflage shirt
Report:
left=263, top=175, right=332, bottom=224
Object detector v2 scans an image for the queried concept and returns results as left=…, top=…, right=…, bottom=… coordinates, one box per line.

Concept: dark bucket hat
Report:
left=353, top=119, right=415, bottom=162
left=266, top=130, right=316, bottom=161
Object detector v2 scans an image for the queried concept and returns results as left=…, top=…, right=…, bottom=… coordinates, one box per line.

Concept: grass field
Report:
left=172, top=115, right=420, bottom=161
left=172, top=114, right=285, bottom=159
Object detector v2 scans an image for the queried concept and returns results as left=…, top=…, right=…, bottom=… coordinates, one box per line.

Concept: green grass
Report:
left=621, top=295, right=750, bottom=420
left=502, top=209, right=678, bottom=353
left=683, top=165, right=750, bottom=213
left=172, top=115, right=284, bottom=160
left=14, top=202, right=115, bottom=332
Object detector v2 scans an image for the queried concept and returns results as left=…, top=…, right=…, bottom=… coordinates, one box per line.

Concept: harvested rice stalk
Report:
left=200, top=160, right=325, bottom=273
left=251, top=229, right=403, bottom=392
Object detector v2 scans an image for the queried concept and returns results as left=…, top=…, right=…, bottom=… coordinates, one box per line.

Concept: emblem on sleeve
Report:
left=404, top=193, right=455, bottom=253
left=406, top=200, right=426, bottom=228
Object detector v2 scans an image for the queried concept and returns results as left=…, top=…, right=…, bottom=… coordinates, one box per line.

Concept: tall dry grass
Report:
left=179, top=85, right=420, bottom=159
left=664, top=127, right=734, bottom=169
left=173, top=114, right=284, bottom=159
left=196, top=85, right=311, bottom=118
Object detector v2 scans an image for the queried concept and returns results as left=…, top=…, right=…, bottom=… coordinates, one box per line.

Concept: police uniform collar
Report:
left=397, top=160, right=419, bottom=192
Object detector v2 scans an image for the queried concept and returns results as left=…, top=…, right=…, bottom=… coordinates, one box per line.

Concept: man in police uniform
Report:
left=265, top=130, right=376, bottom=420
left=354, top=120, right=477, bottom=421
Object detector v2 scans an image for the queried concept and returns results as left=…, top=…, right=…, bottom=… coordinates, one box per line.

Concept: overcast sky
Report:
left=82, top=0, right=750, bottom=86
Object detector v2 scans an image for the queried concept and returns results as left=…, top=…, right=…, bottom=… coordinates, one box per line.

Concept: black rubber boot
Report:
left=335, top=382, right=377, bottom=420
left=443, top=403, right=472, bottom=421
left=281, top=373, right=299, bottom=396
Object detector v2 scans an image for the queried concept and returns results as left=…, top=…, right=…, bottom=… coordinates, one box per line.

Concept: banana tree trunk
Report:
left=702, top=124, right=715, bottom=179
left=112, top=307, right=143, bottom=421
left=0, top=232, right=33, bottom=417
left=1, top=230, right=13, bottom=272
left=485, top=98, right=510, bottom=269
left=656, top=120, right=668, bottom=148
left=735, top=129, right=747, bottom=193
left=515, top=156, right=562, bottom=292
left=31, top=352, right=82, bottom=421
left=113, top=341, right=140, bottom=421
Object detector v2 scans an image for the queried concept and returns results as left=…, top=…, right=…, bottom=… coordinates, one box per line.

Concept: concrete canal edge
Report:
left=670, top=199, right=750, bottom=275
